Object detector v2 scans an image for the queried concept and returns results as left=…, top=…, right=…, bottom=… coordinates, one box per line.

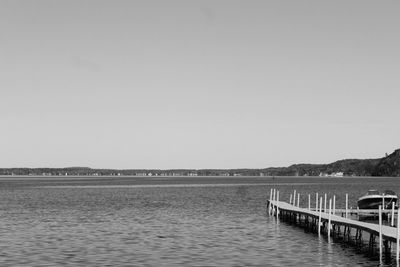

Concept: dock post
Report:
left=397, top=203, right=400, bottom=262
left=382, top=196, right=385, bottom=211
left=293, top=190, right=296, bottom=206
left=379, top=205, right=383, bottom=264
left=357, top=207, right=359, bottom=220
left=391, top=202, right=395, bottom=227
left=324, top=193, right=327, bottom=213
left=345, top=194, right=348, bottom=219
left=272, top=189, right=276, bottom=215
left=297, top=193, right=300, bottom=208
left=289, top=194, right=292, bottom=205
left=269, top=188, right=273, bottom=215
left=276, top=190, right=280, bottom=218
left=315, top=193, right=318, bottom=211
left=333, top=195, right=336, bottom=215
left=318, top=197, right=322, bottom=236
left=328, top=198, right=332, bottom=237
left=308, top=194, right=311, bottom=210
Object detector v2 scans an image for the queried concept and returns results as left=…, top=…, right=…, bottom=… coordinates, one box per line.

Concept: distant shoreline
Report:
left=1, top=148, right=399, bottom=177
left=0, top=175, right=388, bottom=179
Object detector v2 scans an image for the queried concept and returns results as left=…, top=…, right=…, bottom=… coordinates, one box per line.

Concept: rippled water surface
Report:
left=1, top=176, right=399, bottom=266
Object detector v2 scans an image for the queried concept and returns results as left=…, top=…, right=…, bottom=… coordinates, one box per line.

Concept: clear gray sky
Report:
left=0, top=1, right=399, bottom=169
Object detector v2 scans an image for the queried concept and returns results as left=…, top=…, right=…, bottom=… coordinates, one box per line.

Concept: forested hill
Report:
left=0, top=149, right=399, bottom=177
left=263, top=149, right=400, bottom=177
left=372, top=149, right=400, bottom=176
left=275, top=158, right=381, bottom=177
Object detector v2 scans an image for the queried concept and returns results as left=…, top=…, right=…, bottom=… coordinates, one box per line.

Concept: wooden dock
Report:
left=267, top=188, right=400, bottom=264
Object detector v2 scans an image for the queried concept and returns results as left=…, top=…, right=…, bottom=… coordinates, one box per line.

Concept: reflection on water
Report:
left=0, top=176, right=398, bottom=266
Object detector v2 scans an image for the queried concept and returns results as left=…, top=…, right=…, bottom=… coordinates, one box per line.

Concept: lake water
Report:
left=1, top=176, right=399, bottom=266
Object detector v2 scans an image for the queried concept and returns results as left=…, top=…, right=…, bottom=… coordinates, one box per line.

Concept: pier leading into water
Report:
left=267, top=188, right=400, bottom=265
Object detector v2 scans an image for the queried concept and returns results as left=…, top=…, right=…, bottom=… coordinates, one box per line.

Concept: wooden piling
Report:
left=333, top=195, right=336, bottom=215
left=315, top=193, right=318, bottom=211
left=345, top=194, right=348, bottom=219
left=397, top=204, right=400, bottom=262
left=379, top=205, right=382, bottom=264
left=324, top=193, right=327, bottom=213
left=272, top=189, right=276, bottom=215
left=293, top=190, right=296, bottom=206
left=297, top=193, right=300, bottom=208
left=328, top=198, right=332, bottom=237
left=308, top=194, right=311, bottom=210
left=276, top=190, right=280, bottom=218
left=391, top=202, right=395, bottom=227
left=289, top=194, right=292, bottom=205
left=269, top=188, right=273, bottom=215
left=318, top=196, right=322, bottom=236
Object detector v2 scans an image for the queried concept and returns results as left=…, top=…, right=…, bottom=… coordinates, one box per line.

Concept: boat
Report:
left=357, top=189, right=397, bottom=210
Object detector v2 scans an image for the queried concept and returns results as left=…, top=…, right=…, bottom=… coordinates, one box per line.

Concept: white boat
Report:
left=357, top=189, right=397, bottom=210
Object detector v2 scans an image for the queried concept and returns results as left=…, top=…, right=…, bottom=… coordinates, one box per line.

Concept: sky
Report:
left=0, top=0, right=399, bottom=169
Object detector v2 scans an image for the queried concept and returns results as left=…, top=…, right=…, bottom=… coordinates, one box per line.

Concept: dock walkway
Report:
left=269, top=199, right=398, bottom=242
left=267, top=189, right=400, bottom=264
